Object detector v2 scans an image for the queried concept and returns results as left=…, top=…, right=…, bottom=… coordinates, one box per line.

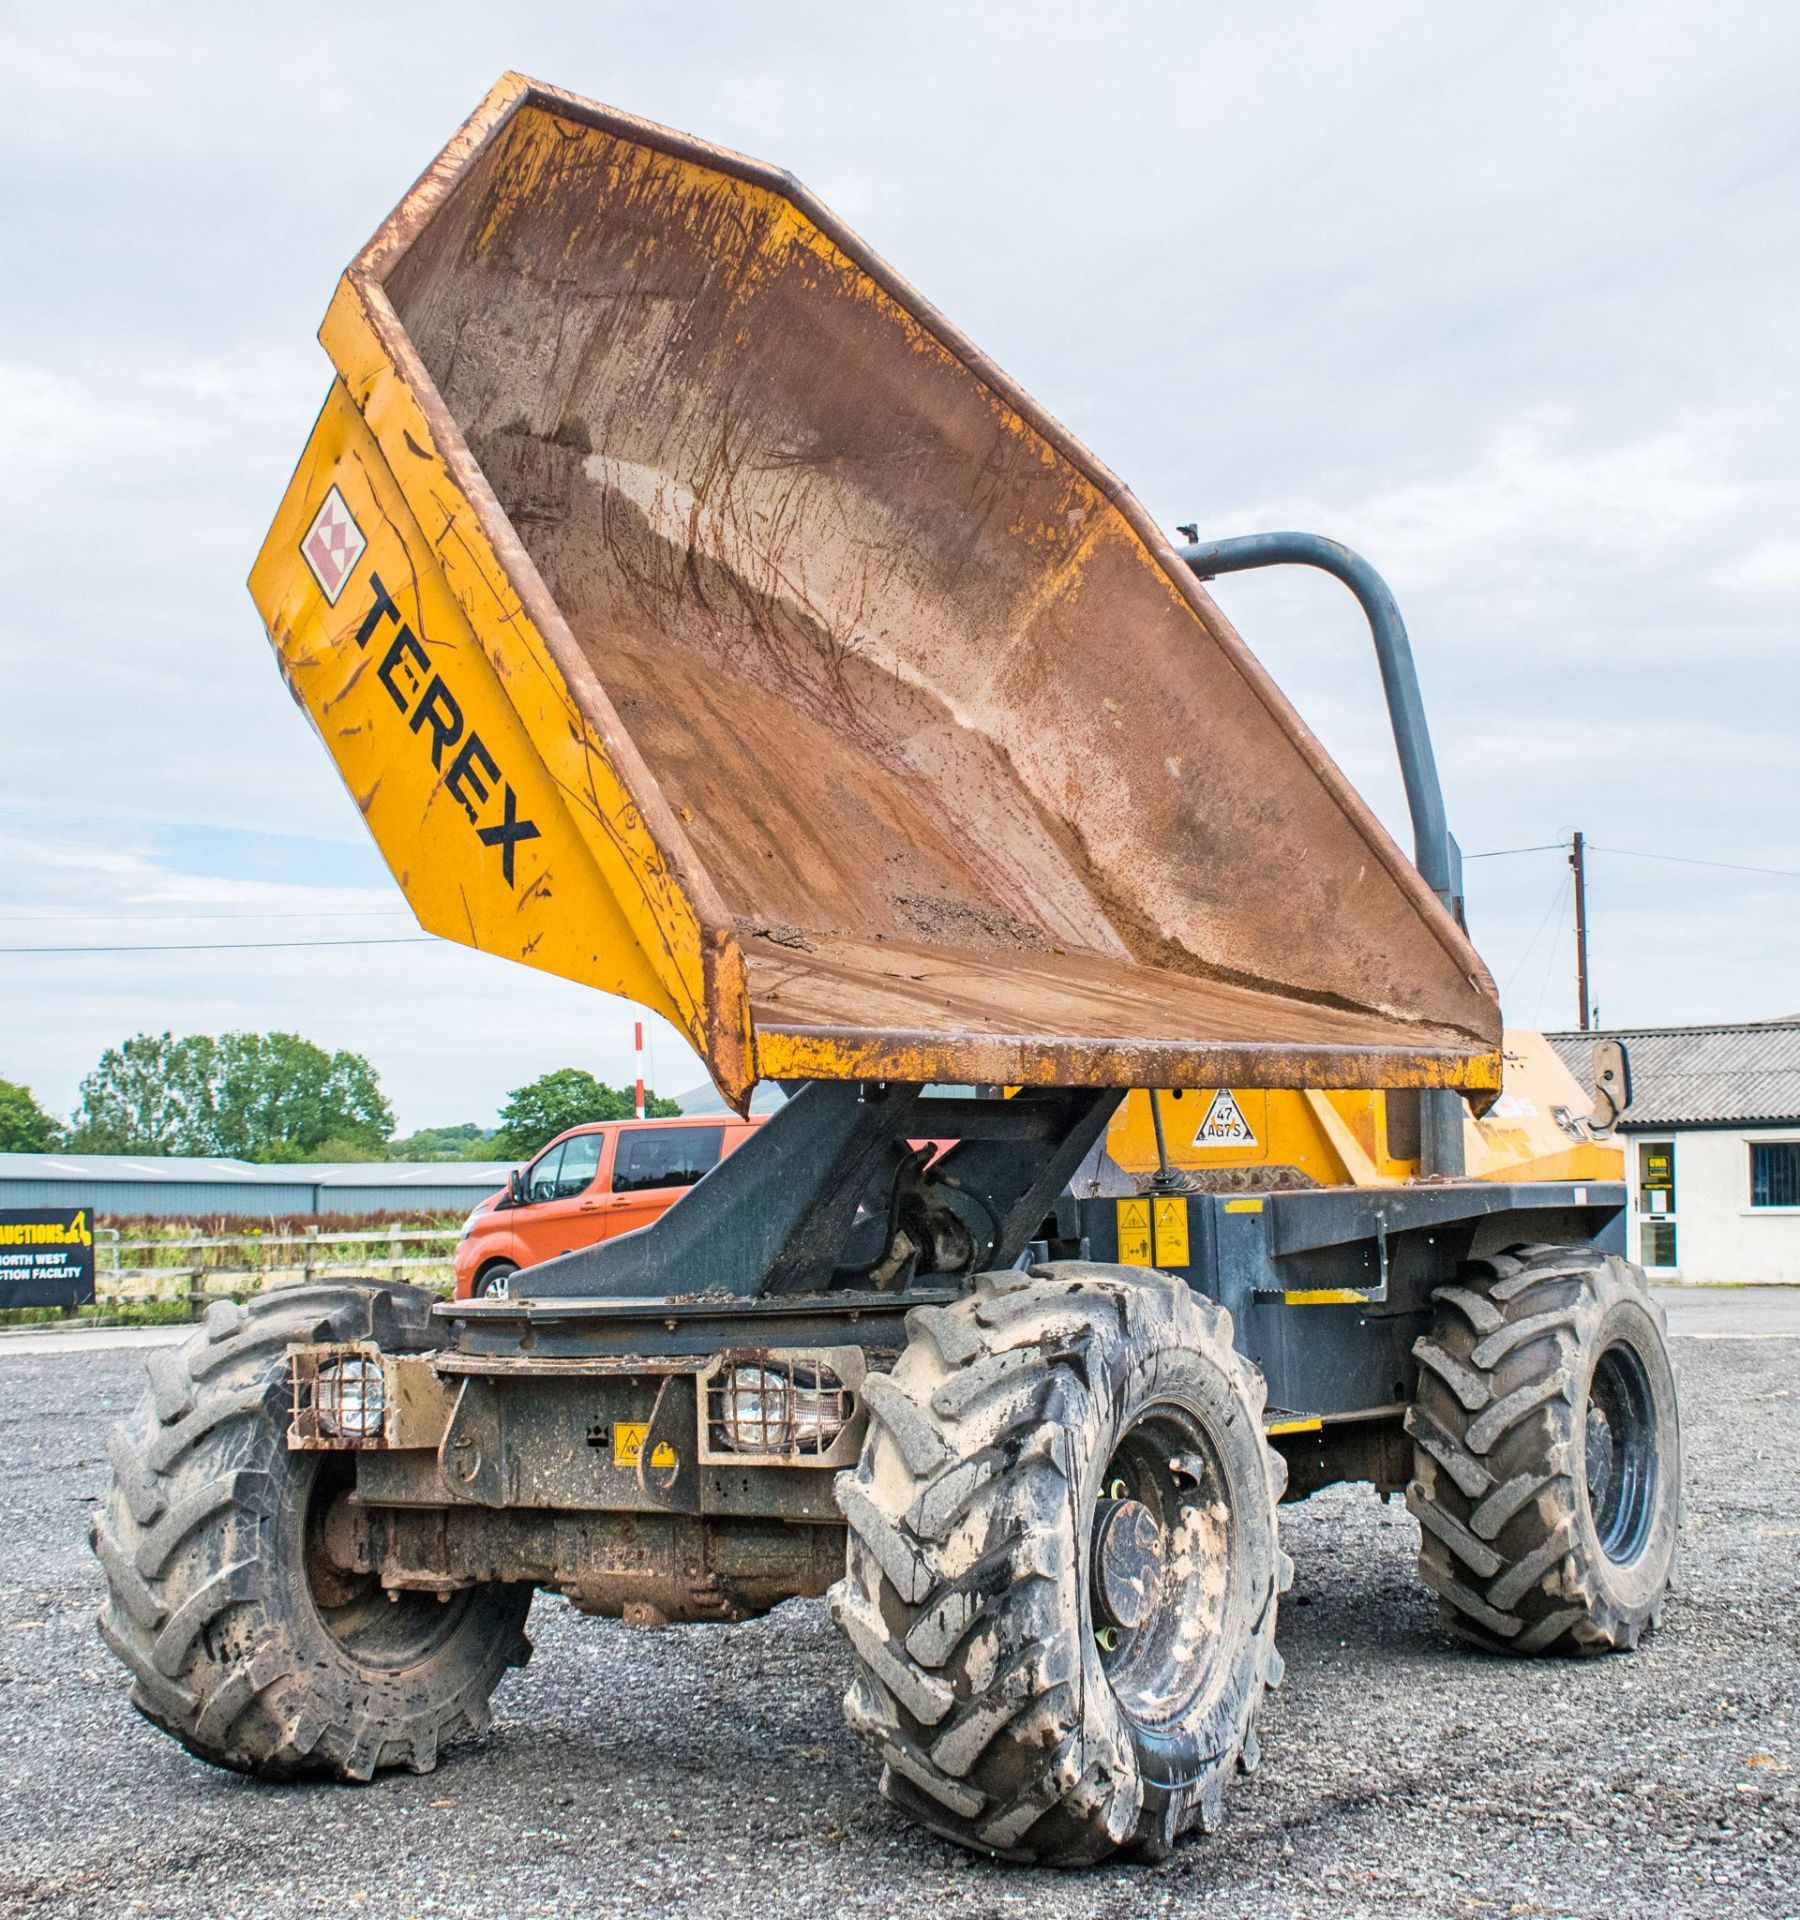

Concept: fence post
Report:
left=303, top=1223, right=319, bottom=1287
left=388, top=1222, right=403, bottom=1287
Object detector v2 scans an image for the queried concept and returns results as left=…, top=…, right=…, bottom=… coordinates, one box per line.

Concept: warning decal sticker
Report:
left=1193, top=1089, right=1257, bottom=1148
left=613, top=1423, right=678, bottom=1470
left=300, top=484, right=368, bottom=605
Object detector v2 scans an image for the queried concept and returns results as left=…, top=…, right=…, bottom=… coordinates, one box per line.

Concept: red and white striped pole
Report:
left=634, top=1020, right=646, bottom=1120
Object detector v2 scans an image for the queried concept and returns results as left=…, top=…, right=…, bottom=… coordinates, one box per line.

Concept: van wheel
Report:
left=91, top=1284, right=533, bottom=1779
left=1406, top=1242, right=1681, bottom=1655
left=473, top=1261, right=518, bottom=1299
left=830, top=1263, right=1288, bottom=1865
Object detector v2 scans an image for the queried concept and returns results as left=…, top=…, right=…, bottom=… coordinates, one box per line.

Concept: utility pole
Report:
left=1569, top=830, right=1591, bottom=1032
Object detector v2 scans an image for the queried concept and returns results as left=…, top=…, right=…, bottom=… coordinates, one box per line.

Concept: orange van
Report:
left=453, top=1114, right=762, bottom=1298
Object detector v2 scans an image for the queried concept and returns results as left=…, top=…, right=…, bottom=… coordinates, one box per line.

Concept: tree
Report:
left=68, top=1033, right=217, bottom=1154
left=493, top=1069, right=680, bottom=1158
left=208, top=1032, right=393, bottom=1161
left=388, top=1123, right=499, bottom=1162
left=68, top=1031, right=393, bottom=1161
left=0, top=1078, right=64, bottom=1152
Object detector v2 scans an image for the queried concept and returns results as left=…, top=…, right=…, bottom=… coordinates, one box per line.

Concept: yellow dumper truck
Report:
left=92, top=76, right=1676, bottom=1865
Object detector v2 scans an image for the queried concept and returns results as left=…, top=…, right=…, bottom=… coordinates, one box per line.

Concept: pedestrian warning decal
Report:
left=1194, top=1089, right=1257, bottom=1148
left=612, top=1423, right=677, bottom=1470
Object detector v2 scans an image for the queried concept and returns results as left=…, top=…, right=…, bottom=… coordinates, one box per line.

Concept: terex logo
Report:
left=354, top=573, right=541, bottom=886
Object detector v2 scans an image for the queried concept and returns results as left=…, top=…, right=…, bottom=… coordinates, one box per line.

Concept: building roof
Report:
left=1545, top=1021, right=1800, bottom=1129
left=0, top=1153, right=515, bottom=1187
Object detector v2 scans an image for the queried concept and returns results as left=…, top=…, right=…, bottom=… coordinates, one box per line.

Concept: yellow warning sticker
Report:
left=1116, top=1197, right=1153, bottom=1266
left=613, top=1424, right=679, bottom=1470
left=1152, top=1195, right=1190, bottom=1266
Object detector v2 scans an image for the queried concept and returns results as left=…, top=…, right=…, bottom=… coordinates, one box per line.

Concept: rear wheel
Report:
left=91, top=1283, right=533, bottom=1779
left=830, top=1263, right=1288, bottom=1865
left=1406, top=1242, right=1680, bottom=1655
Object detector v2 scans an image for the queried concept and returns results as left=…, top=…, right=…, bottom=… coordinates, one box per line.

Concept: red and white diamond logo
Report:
left=300, top=485, right=367, bottom=605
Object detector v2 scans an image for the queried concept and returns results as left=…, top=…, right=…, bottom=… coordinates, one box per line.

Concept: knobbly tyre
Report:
left=92, top=76, right=1679, bottom=1866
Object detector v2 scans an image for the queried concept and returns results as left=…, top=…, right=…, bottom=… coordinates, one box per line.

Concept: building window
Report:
left=1750, top=1141, right=1800, bottom=1209
left=1638, top=1138, right=1676, bottom=1268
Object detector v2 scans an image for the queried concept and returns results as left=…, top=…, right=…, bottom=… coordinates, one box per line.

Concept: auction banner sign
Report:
left=0, top=1207, right=97, bottom=1309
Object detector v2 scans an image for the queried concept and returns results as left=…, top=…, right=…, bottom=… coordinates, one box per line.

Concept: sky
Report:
left=3, top=2, right=1797, bottom=1133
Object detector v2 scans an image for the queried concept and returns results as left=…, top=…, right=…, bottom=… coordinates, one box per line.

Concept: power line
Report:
left=1465, top=837, right=1800, bottom=880
left=1499, top=868, right=1570, bottom=1000
left=7, top=905, right=413, bottom=925
left=0, top=936, right=438, bottom=957
left=1590, top=844, right=1800, bottom=881
left=1531, top=872, right=1571, bottom=1029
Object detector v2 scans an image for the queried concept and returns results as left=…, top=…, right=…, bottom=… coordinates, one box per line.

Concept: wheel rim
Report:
left=1089, top=1407, right=1235, bottom=1725
left=303, top=1456, right=473, bottom=1670
left=481, top=1266, right=513, bottom=1298
left=1584, top=1340, right=1659, bottom=1565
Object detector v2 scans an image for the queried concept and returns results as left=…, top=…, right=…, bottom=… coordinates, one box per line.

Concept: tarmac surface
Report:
left=1, top=1303, right=1795, bottom=1919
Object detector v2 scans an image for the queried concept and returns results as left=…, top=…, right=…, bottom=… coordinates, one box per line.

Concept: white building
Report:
left=1549, top=1021, right=1800, bottom=1285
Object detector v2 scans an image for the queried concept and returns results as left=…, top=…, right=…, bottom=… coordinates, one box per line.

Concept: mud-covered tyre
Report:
left=1406, top=1242, right=1680, bottom=1655
left=91, top=1283, right=534, bottom=1779
left=829, top=1262, right=1289, bottom=1866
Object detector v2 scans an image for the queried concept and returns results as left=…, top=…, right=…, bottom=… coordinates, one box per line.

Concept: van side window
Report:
left=555, top=1132, right=605, bottom=1197
left=524, top=1133, right=605, bottom=1202
left=525, top=1142, right=565, bottom=1203
left=612, top=1125, right=723, bottom=1194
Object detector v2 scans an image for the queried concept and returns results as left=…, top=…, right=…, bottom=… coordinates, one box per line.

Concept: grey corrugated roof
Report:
left=1545, top=1022, right=1800, bottom=1128
left=0, top=1153, right=515, bottom=1186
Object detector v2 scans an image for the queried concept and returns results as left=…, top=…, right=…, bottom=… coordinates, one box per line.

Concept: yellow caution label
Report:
left=1283, top=1288, right=1370, bottom=1306
left=613, top=1423, right=679, bottom=1470
left=1116, top=1198, right=1153, bottom=1266
left=1152, top=1196, right=1190, bottom=1266
left=1223, top=1197, right=1265, bottom=1214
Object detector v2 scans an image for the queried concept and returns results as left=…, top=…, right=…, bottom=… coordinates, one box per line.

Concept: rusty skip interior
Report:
left=361, top=81, right=1501, bottom=1092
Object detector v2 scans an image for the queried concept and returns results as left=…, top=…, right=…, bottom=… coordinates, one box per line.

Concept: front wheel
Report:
left=1406, top=1242, right=1681, bottom=1655
left=91, top=1284, right=533, bottom=1779
left=829, top=1263, right=1288, bottom=1865
left=473, top=1260, right=518, bottom=1299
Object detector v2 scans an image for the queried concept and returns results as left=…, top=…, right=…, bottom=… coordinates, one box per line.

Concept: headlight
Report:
left=315, top=1355, right=385, bottom=1441
left=710, top=1362, right=851, bottom=1457
left=459, top=1205, right=486, bottom=1239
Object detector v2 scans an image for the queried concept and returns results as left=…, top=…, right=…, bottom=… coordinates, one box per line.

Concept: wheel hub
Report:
left=1585, top=1340, right=1658, bottom=1565
left=1093, top=1497, right=1165, bottom=1631
left=1585, top=1401, right=1615, bottom=1513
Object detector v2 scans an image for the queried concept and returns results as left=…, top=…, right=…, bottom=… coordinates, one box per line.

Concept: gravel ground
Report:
left=1, top=1335, right=1795, bottom=1920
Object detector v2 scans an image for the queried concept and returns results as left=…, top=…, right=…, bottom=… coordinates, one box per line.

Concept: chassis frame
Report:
left=286, top=1080, right=1624, bottom=1619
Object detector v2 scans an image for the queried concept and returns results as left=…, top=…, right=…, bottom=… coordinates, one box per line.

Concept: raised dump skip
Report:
left=250, top=73, right=1501, bottom=1110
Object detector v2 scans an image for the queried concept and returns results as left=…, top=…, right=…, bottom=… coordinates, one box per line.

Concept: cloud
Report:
left=3, top=0, right=1797, bottom=1128
left=1723, top=538, right=1800, bottom=591
left=1255, top=417, right=1753, bottom=587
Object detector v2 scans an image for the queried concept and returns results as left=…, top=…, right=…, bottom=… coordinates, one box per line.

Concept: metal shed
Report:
left=0, top=1153, right=512, bottom=1220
